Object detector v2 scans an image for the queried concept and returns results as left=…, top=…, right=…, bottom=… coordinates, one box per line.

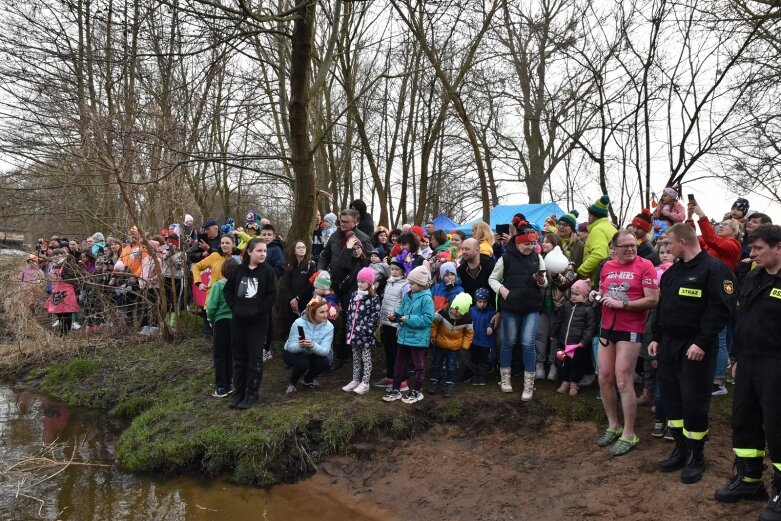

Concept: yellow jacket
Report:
left=430, top=309, right=474, bottom=351
left=192, top=252, right=233, bottom=299
left=479, top=240, right=493, bottom=257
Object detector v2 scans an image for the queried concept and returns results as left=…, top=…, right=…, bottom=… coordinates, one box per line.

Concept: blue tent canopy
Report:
left=455, top=203, right=567, bottom=237
left=431, top=213, right=461, bottom=232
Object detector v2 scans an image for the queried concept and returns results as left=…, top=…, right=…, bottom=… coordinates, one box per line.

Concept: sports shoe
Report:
left=228, top=391, right=245, bottom=409
left=427, top=379, right=438, bottom=394
left=568, top=383, right=579, bottom=396
left=663, top=428, right=675, bottom=441
left=401, top=390, right=424, bottom=404
left=608, top=435, right=640, bottom=456
left=301, top=379, right=320, bottom=390
left=342, top=380, right=360, bottom=392
left=285, top=384, right=298, bottom=398
left=353, top=382, right=370, bottom=395
left=651, top=421, right=665, bottom=438
left=557, top=381, right=570, bottom=394
left=546, top=364, right=558, bottom=381
left=443, top=382, right=455, bottom=397
left=212, top=387, right=230, bottom=398
left=399, top=380, right=410, bottom=392
left=373, top=377, right=393, bottom=388
left=712, top=383, right=728, bottom=396
left=597, top=427, right=623, bottom=447
left=71, top=321, right=81, bottom=330
left=382, top=389, right=402, bottom=402
left=236, top=392, right=259, bottom=409
left=534, top=362, right=546, bottom=380
left=139, top=326, right=151, bottom=335
left=262, top=350, right=273, bottom=362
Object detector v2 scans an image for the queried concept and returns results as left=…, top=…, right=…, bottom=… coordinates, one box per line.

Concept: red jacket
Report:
left=691, top=217, right=741, bottom=272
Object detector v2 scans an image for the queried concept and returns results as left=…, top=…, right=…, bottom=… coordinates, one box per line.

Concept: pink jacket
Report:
left=651, top=201, right=686, bottom=224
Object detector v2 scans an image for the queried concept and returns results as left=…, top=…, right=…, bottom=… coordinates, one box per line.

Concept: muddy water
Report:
left=0, top=385, right=381, bottom=520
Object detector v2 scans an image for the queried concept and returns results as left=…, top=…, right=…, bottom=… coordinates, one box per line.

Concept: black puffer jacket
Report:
left=550, top=300, right=596, bottom=348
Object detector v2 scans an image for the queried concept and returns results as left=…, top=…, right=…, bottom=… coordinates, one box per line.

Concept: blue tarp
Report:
left=431, top=213, right=461, bottom=232
left=455, top=203, right=567, bottom=237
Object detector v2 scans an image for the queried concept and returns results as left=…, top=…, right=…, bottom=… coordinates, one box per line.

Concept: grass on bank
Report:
left=17, top=330, right=734, bottom=487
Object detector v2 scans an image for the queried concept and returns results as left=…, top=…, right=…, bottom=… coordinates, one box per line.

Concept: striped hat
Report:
left=558, top=210, right=579, bottom=229
left=588, top=195, right=611, bottom=217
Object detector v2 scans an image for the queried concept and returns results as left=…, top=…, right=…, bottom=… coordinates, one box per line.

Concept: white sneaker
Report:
left=353, top=382, right=370, bottom=395
left=52, top=320, right=59, bottom=328
left=546, top=364, right=558, bottom=381
left=139, top=326, right=151, bottom=335
left=71, top=321, right=81, bottom=330
left=534, top=362, right=546, bottom=380
left=262, top=350, right=273, bottom=362
left=147, top=326, right=160, bottom=335
left=342, top=380, right=360, bottom=392
left=401, top=390, right=424, bottom=404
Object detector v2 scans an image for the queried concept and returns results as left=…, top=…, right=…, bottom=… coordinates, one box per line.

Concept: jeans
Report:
left=500, top=311, right=539, bottom=373
left=715, top=326, right=730, bottom=383
left=430, top=347, right=459, bottom=383
left=535, top=313, right=555, bottom=364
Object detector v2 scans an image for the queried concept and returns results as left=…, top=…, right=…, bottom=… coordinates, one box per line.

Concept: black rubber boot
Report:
left=228, top=389, right=245, bottom=409
left=236, top=389, right=259, bottom=409
left=759, top=468, right=781, bottom=521
left=715, top=458, right=769, bottom=503
left=660, top=428, right=687, bottom=473
left=681, top=438, right=706, bottom=484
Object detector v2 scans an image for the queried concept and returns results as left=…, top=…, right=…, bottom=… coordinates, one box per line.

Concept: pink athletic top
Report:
left=599, top=256, right=658, bottom=333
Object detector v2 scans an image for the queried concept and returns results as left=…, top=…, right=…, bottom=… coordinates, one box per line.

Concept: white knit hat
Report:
left=407, top=266, right=431, bottom=287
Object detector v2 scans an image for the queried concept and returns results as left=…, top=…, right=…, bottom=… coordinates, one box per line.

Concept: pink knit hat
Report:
left=357, top=267, right=376, bottom=285
left=571, top=279, right=591, bottom=296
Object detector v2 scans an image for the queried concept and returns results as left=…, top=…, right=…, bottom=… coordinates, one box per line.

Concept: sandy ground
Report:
left=313, top=407, right=764, bottom=521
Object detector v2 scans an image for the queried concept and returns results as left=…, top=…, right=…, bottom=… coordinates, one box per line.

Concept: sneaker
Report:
left=546, top=364, right=558, bottom=381
left=147, top=326, right=160, bottom=335
left=373, top=377, right=393, bottom=388
left=212, top=387, right=230, bottom=398
left=557, top=381, right=570, bottom=394
left=427, top=379, right=438, bottom=394
left=301, top=379, right=320, bottom=390
left=712, top=383, right=728, bottom=396
left=534, top=363, right=546, bottom=380
left=597, top=427, right=624, bottom=447
left=443, top=382, right=455, bottom=398
left=353, top=382, right=370, bottom=395
left=608, top=435, right=640, bottom=456
left=228, top=391, right=245, bottom=409
left=476, top=374, right=486, bottom=386
left=342, top=380, right=360, bottom=392
left=262, top=350, right=273, bottom=362
left=663, top=429, right=675, bottom=442
left=236, top=392, right=259, bottom=409
left=382, top=389, right=402, bottom=402
left=139, top=326, right=151, bottom=335
left=651, top=421, right=665, bottom=438
left=399, top=380, right=410, bottom=392
left=285, top=384, right=298, bottom=398
left=71, top=321, right=81, bottom=330
left=401, top=390, right=424, bottom=404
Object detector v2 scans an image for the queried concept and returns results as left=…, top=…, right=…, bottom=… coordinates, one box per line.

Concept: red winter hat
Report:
left=631, top=209, right=653, bottom=233
left=409, top=225, right=425, bottom=240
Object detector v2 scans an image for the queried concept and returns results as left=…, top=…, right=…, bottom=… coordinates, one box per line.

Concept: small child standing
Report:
left=310, top=270, right=341, bottom=325
left=428, top=293, right=474, bottom=397
left=550, top=279, right=596, bottom=396
left=206, top=257, right=239, bottom=398
left=468, top=287, right=496, bottom=386
left=375, top=259, right=409, bottom=390
left=342, top=268, right=382, bottom=395
left=382, top=266, right=435, bottom=404
left=369, top=248, right=390, bottom=296
left=431, top=261, right=463, bottom=311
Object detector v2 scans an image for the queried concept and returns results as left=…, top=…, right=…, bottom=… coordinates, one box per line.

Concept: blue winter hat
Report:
left=371, top=247, right=386, bottom=259
left=202, top=218, right=218, bottom=229
left=439, top=262, right=457, bottom=279
left=475, top=287, right=491, bottom=301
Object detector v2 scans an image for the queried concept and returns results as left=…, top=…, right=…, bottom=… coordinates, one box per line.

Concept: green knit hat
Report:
left=558, top=209, right=579, bottom=229
left=450, top=293, right=473, bottom=316
left=588, top=195, right=611, bottom=217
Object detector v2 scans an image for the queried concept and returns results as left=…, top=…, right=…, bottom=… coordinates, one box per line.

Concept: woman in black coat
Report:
left=284, top=241, right=317, bottom=331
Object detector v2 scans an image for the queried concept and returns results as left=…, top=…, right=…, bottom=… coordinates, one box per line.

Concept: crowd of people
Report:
left=18, top=191, right=781, bottom=521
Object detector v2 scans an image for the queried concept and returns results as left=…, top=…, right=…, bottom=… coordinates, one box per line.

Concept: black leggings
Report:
left=283, top=351, right=330, bottom=385
left=381, top=325, right=399, bottom=379
left=56, top=313, right=73, bottom=336
left=231, top=316, right=268, bottom=392
left=213, top=319, right=232, bottom=388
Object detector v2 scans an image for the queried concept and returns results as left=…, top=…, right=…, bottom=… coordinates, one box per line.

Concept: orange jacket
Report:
left=120, top=242, right=148, bottom=277
left=430, top=309, right=474, bottom=351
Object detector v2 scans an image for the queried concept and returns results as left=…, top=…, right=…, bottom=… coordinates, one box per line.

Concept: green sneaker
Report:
left=596, top=427, right=623, bottom=447
left=608, top=435, right=640, bottom=456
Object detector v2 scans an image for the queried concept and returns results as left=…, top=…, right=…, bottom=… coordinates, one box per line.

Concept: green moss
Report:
left=111, top=395, right=154, bottom=419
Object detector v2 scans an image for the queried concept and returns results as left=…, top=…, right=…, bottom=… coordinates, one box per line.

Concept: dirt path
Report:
left=314, top=409, right=760, bottom=521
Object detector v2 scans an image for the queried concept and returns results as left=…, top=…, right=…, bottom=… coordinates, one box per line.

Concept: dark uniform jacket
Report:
left=651, top=250, right=734, bottom=351
left=732, top=268, right=781, bottom=358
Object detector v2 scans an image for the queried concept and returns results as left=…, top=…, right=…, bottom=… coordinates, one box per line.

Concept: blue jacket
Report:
left=266, top=240, right=286, bottom=278
left=284, top=317, right=334, bottom=357
left=393, top=288, right=435, bottom=348
left=470, top=306, right=496, bottom=349
left=431, top=279, right=464, bottom=312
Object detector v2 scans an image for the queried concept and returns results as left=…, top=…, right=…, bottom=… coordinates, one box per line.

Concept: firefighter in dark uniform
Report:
left=715, top=224, right=781, bottom=521
left=648, top=223, right=734, bottom=484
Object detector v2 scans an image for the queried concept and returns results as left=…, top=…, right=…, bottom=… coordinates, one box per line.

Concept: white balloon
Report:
left=544, top=246, right=570, bottom=274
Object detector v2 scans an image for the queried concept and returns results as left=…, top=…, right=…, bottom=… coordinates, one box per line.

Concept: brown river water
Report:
left=0, top=385, right=382, bottom=520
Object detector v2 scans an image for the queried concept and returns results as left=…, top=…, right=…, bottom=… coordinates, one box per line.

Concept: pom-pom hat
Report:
left=588, top=195, right=611, bottom=217
left=631, top=208, right=653, bottom=233
left=558, top=210, right=579, bottom=230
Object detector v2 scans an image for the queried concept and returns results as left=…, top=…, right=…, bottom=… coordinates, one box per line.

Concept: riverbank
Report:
left=8, top=334, right=752, bottom=520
